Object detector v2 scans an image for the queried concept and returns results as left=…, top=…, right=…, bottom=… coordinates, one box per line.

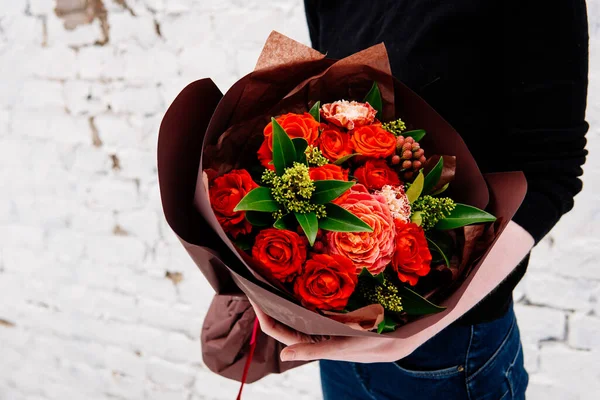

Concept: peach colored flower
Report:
left=321, top=100, right=377, bottom=130
left=325, top=185, right=396, bottom=275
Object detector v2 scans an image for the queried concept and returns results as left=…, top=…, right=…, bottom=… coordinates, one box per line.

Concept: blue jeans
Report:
left=321, top=303, right=527, bottom=400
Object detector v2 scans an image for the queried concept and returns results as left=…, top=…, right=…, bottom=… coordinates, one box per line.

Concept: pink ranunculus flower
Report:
left=375, top=185, right=412, bottom=223
left=320, top=100, right=377, bottom=130
left=325, top=185, right=396, bottom=275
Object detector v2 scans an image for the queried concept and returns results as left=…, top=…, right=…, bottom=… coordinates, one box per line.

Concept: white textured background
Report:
left=0, top=1, right=598, bottom=399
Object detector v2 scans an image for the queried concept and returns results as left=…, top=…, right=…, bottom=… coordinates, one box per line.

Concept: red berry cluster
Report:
left=390, top=136, right=426, bottom=181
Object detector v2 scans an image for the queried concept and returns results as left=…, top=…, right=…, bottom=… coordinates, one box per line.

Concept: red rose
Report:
left=257, top=140, right=274, bottom=170
left=317, top=123, right=354, bottom=162
left=320, top=100, right=377, bottom=130
left=293, top=254, right=358, bottom=311
left=354, top=159, right=401, bottom=191
left=252, top=228, right=307, bottom=282
left=209, top=170, right=258, bottom=238
left=391, top=220, right=432, bottom=286
left=309, top=164, right=349, bottom=181
left=350, top=124, right=396, bottom=158
left=258, top=113, right=320, bottom=169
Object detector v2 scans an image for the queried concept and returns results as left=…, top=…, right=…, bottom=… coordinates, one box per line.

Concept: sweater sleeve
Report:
left=507, top=0, right=589, bottom=244
left=303, top=0, right=321, bottom=51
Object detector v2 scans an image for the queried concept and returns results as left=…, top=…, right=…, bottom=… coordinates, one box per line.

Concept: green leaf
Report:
left=292, top=138, right=309, bottom=155
left=309, top=101, right=321, bottom=122
left=405, top=170, right=425, bottom=204
left=292, top=138, right=309, bottom=165
left=358, top=268, right=372, bottom=279
left=434, top=203, right=497, bottom=230
left=427, top=237, right=450, bottom=268
left=295, top=212, right=318, bottom=246
left=423, top=156, right=443, bottom=195
left=312, top=180, right=354, bottom=204
left=427, top=230, right=454, bottom=261
left=233, top=187, right=279, bottom=212
left=318, top=203, right=373, bottom=232
left=358, top=268, right=385, bottom=285
left=411, top=211, right=423, bottom=227
left=333, top=153, right=359, bottom=166
left=245, top=211, right=272, bottom=227
left=363, top=82, right=383, bottom=116
left=397, top=285, right=446, bottom=315
left=271, top=118, right=296, bottom=175
left=431, top=182, right=450, bottom=196
left=233, top=237, right=252, bottom=251
left=273, top=219, right=287, bottom=230
left=377, top=315, right=398, bottom=334
left=403, top=129, right=426, bottom=142
left=273, top=214, right=294, bottom=230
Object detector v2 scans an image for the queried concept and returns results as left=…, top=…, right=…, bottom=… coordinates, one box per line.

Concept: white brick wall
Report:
left=0, top=1, right=598, bottom=399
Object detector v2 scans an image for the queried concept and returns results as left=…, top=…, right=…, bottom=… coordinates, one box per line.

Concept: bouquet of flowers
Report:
left=158, top=32, right=527, bottom=381
left=207, top=85, right=502, bottom=333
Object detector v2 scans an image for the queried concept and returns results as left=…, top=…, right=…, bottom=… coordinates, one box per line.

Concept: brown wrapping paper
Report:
left=322, top=304, right=385, bottom=331
left=157, top=32, right=527, bottom=382
left=201, top=294, right=306, bottom=383
left=158, top=78, right=308, bottom=381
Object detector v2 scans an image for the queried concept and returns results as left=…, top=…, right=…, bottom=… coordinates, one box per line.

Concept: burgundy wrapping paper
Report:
left=158, top=78, right=307, bottom=382
left=157, top=32, right=527, bottom=382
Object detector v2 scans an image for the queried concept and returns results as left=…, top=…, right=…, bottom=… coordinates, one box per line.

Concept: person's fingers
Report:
left=280, top=336, right=351, bottom=362
left=248, top=299, right=312, bottom=346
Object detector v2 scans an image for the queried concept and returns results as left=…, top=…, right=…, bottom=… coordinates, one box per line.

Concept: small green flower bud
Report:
left=411, top=195, right=456, bottom=230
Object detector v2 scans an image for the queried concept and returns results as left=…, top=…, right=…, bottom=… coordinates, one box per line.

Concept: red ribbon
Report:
left=236, top=316, right=260, bottom=400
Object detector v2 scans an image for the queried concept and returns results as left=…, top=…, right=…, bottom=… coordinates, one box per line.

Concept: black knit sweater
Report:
left=304, top=0, right=589, bottom=323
